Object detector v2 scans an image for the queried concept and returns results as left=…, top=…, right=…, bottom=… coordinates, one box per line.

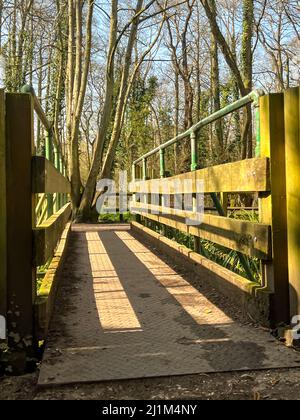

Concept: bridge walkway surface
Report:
left=38, top=224, right=300, bottom=386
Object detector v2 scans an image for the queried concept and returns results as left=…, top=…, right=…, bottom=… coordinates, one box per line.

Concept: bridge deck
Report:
left=38, top=224, right=300, bottom=386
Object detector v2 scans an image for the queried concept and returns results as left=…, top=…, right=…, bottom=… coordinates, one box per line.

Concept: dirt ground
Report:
left=1, top=368, right=300, bottom=400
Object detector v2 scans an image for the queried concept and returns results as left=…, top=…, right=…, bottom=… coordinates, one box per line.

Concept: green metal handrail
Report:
left=133, top=89, right=264, bottom=169
left=21, top=84, right=68, bottom=219
left=132, top=89, right=265, bottom=282
left=20, top=85, right=66, bottom=159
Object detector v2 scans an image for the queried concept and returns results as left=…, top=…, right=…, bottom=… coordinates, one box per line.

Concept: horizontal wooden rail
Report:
left=130, top=157, right=270, bottom=194
left=32, top=156, right=71, bottom=194
left=35, top=222, right=72, bottom=340
left=132, top=206, right=271, bottom=260
left=33, top=203, right=72, bottom=266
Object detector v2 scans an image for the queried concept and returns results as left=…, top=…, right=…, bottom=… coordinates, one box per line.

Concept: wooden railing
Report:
left=0, top=88, right=71, bottom=359
left=130, top=88, right=300, bottom=326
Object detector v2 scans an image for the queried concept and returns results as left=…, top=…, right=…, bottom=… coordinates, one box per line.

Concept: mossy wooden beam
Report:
left=33, top=203, right=71, bottom=267
left=32, top=156, right=71, bottom=194
left=6, top=93, right=36, bottom=353
left=0, top=90, right=6, bottom=320
left=284, top=87, right=300, bottom=319
left=259, top=93, right=289, bottom=325
left=35, top=223, right=71, bottom=340
left=132, top=221, right=272, bottom=326
left=131, top=157, right=270, bottom=194
left=132, top=206, right=271, bottom=260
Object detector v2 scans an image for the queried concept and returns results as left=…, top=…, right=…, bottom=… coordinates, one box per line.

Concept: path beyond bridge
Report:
left=38, top=224, right=300, bottom=387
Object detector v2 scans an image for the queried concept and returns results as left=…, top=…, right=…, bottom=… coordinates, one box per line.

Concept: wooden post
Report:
left=63, top=165, right=67, bottom=205
left=259, top=93, right=290, bottom=325
left=220, top=193, right=229, bottom=216
left=6, top=93, right=36, bottom=361
left=0, top=90, right=6, bottom=326
left=45, top=130, right=54, bottom=217
left=284, top=87, right=300, bottom=320
left=191, top=131, right=201, bottom=253
left=132, top=164, right=140, bottom=223
left=160, top=150, right=166, bottom=236
left=59, top=153, right=63, bottom=209
left=54, top=145, right=60, bottom=212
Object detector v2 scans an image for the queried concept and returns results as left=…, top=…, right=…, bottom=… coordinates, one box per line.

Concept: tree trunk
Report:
left=100, top=0, right=144, bottom=180
left=67, top=0, right=94, bottom=213
left=241, top=0, right=254, bottom=158
left=209, top=0, right=223, bottom=163
left=77, top=0, right=118, bottom=221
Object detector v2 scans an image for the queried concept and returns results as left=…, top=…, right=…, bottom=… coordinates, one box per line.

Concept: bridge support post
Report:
left=45, top=130, right=54, bottom=218
left=63, top=164, right=68, bottom=205
left=132, top=164, right=141, bottom=224
left=159, top=149, right=166, bottom=236
left=284, top=87, right=300, bottom=320
left=54, top=145, right=61, bottom=213
left=191, top=131, right=201, bottom=253
left=259, top=93, right=290, bottom=326
left=5, top=93, right=37, bottom=370
left=0, top=90, right=7, bottom=337
left=142, top=158, right=148, bottom=228
left=59, top=155, right=64, bottom=206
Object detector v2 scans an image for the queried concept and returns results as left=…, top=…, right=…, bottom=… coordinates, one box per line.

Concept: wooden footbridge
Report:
left=0, top=86, right=300, bottom=383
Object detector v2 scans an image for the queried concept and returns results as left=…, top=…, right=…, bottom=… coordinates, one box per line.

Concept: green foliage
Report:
left=142, top=210, right=261, bottom=283
left=37, top=260, right=52, bottom=292
left=99, top=212, right=132, bottom=223
left=116, top=75, right=159, bottom=172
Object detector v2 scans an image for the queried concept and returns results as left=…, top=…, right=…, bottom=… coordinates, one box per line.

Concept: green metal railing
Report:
left=133, top=89, right=264, bottom=174
left=21, top=84, right=68, bottom=223
left=132, top=89, right=265, bottom=282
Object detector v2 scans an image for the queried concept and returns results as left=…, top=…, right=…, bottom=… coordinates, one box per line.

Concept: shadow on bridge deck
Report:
left=38, top=224, right=300, bottom=386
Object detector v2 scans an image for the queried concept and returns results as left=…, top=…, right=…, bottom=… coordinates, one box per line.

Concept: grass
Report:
left=142, top=210, right=262, bottom=283
left=98, top=212, right=133, bottom=223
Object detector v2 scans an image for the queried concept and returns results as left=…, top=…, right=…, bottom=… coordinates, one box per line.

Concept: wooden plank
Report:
left=130, top=157, right=270, bottom=194
left=259, top=93, right=289, bottom=325
left=132, top=205, right=271, bottom=260
left=0, top=90, right=6, bottom=322
left=6, top=93, right=36, bottom=353
left=132, top=221, right=272, bottom=326
left=284, top=87, right=300, bottom=319
left=33, top=203, right=72, bottom=267
left=35, top=222, right=72, bottom=340
left=32, top=156, right=71, bottom=194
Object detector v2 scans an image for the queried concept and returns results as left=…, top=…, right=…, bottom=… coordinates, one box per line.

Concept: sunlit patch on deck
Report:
left=86, top=232, right=142, bottom=333
left=115, top=231, right=232, bottom=326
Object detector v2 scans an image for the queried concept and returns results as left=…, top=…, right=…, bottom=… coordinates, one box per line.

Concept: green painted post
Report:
left=191, top=131, right=200, bottom=253
left=160, top=148, right=166, bottom=178
left=142, top=158, right=147, bottom=181
left=62, top=161, right=67, bottom=206
left=63, top=164, right=68, bottom=205
left=45, top=130, right=53, bottom=218
left=159, top=149, right=166, bottom=236
left=190, top=131, right=198, bottom=172
left=142, top=158, right=148, bottom=225
left=54, top=145, right=60, bottom=212
left=59, top=152, right=63, bottom=210
left=132, top=163, right=140, bottom=223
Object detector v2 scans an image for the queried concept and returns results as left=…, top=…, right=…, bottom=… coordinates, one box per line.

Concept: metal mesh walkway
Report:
left=38, top=224, right=300, bottom=386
